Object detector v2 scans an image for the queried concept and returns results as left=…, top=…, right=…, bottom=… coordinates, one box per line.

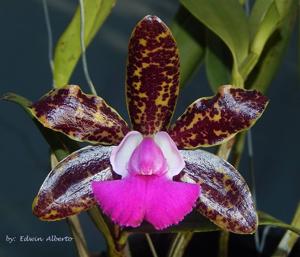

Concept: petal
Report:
left=110, top=131, right=143, bottom=177
left=144, top=176, right=200, bottom=230
left=126, top=15, right=180, bottom=135
left=33, top=145, right=113, bottom=220
left=31, top=85, right=130, bottom=145
left=92, top=175, right=200, bottom=230
left=168, top=85, right=269, bottom=148
left=128, top=137, right=168, bottom=176
left=154, top=131, right=185, bottom=178
left=179, top=149, right=257, bottom=234
left=92, top=176, right=145, bottom=228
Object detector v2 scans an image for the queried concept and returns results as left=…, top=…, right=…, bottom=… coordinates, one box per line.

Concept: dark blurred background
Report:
left=0, top=0, right=299, bottom=256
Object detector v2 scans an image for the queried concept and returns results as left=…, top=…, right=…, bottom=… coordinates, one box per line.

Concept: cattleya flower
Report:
left=30, top=16, right=268, bottom=232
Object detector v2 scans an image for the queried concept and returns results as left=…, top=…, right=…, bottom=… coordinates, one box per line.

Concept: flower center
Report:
left=128, top=137, right=168, bottom=176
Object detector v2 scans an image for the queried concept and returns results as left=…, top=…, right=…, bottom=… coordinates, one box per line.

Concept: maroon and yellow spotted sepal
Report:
left=32, top=146, right=113, bottom=220
left=126, top=15, right=180, bottom=135
left=168, top=85, right=269, bottom=149
left=179, top=149, right=257, bottom=234
left=31, top=85, right=130, bottom=145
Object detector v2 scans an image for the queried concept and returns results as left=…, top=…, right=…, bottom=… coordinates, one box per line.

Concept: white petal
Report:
left=110, top=131, right=143, bottom=177
left=154, top=131, right=185, bottom=178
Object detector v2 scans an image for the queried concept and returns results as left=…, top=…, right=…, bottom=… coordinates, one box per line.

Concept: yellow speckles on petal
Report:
left=126, top=16, right=180, bottom=134
left=93, top=112, right=113, bottom=127
left=133, top=67, right=142, bottom=77
left=156, top=32, right=168, bottom=41
left=142, top=63, right=149, bottom=69
left=133, top=82, right=142, bottom=91
left=168, top=86, right=268, bottom=149
left=31, top=85, right=130, bottom=145
left=214, top=130, right=226, bottom=137
left=40, top=209, right=59, bottom=220
left=139, top=38, right=147, bottom=46
left=74, top=105, right=86, bottom=119
left=71, top=206, right=84, bottom=213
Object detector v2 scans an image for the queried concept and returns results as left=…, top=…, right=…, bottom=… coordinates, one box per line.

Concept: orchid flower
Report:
left=30, top=16, right=268, bottom=232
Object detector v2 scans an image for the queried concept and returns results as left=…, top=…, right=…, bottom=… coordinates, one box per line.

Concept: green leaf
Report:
left=1, top=93, right=33, bottom=116
left=249, top=0, right=272, bottom=37
left=180, top=0, right=249, bottom=86
left=170, top=5, right=205, bottom=87
left=259, top=211, right=300, bottom=235
left=205, top=30, right=231, bottom=92
left=53, top=0, right=116, bottom=88
left=238, top=0, right=296, bottom=82
left=249, top=0, right=295, bottom=58
left=247, top=0, right=297, bottom=93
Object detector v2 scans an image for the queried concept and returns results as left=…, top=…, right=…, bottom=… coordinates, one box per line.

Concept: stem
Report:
left=298, top=3, right=300, bottom=81
left=78, top=0, right=97, bottom=95
left=167, top=233, right=193, bottom=257
left=231, top=62, right=244, bottom=87
left=218, top=231, right=230, bottom=257
left=42, top=0, right=54, bottom=82
left=123, top=242, right=132, bottom=257
left=246, top=130, right=265, bottom=253
left=145, top=234, right=159, bottom=257
left=67, top=216, right=90, bottom=257
left=247, top=130, right=257, bottom=205
left=256, top=226, right=271, bottom=254
left=231, top=132, right=246, bottom=168
left=88, top=207, right=129, bottom=257
left=217, top=137, right=236, bottom=160
left=271, top=203, right=300, bottom=257
left=239, top=51, right=260, bottom=81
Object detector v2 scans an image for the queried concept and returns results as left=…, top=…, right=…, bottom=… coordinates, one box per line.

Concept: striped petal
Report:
left=32, top=145, right=113, bottom=220
left=31, top=85, right=130, bottom=145
left=168, top=85, right=268, bottom=149
left=126, top=15, right=180, bottom=135
left=179, top=149, right=257, bottom=234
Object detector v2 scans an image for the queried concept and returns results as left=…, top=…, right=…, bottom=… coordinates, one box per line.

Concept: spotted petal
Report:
left=31, top=85, right=130, bottom=145
left=126, top=15, right=180, bottom=135
left=168, top=85, right=268, bottom=148
left=33, top=145, right=113, bottom=220
left=179, top=149, right=257, bottom=234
